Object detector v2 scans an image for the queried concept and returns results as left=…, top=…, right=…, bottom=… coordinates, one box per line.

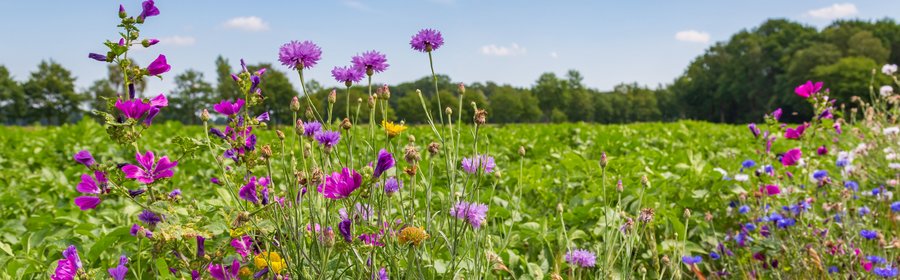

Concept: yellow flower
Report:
left=398, top=226, right=429, bottom=246
left=254, top=251, right=285, bottom=274
left=239, top=267, right=252, bottom=277
left=381, top=120, right=407, bottom=138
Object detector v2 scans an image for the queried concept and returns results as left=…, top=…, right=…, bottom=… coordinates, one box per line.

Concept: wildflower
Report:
left=331, top=66, right=364, bottom=85
left=208, top=259, right=240, bottom=280
left=254, top=251, right=285, bottom=274
left=278, top=40, right=322, bottom=70
left=121, top=151, right=178, bottom=184
left=318, top=168, right=362, bottom=199
left=404, top=145, right=421, bottom=165
left=450, top=201, right=489, bottom=229
left=771, top=108, right=782, bottom=120
left=338, top=219, right=352, bottom=243
left=748, top=123, right=760, bottom=138
left=358, top=233, right=384, bottom=246
left=73, top=171, right=108, bottom=210
left=142, top=38, right=160, bottom=47
left=682, top=255, right=702, bottom=265
left=146, top=54, right=170, bottom=76
left=828, top=266, right=839, bottom=274
left=760, top=185, right=781, bottom=196
left=474, top=108, right=488, bottom=125
left=196, top=236, right=206, bottom=258
left=883, top=64, right=898, bottom=75
left=138, top=0, right=160, bottom=20
left=881, top=85, right=894, bottom=97
left=891, top=201, right=900, bottom=212
left=352, top=50, right=389, bottom=75
left=462, top=154, right=496, bottom=174
left=812, top=170, right=828, bottom=181
left=817, top=145, right=828, bottom=155
left=741, top=159, right=755, bottom=169
left=868, top=256, right=887, bottom=264
left=51, top=245, right=82, bottom=280
left=784, top=124, right=807, bottom=139
left=410, top=28, right=445, bottom=52
left=231, top=235, right=253, bottom=259
left=745, top=223, right=757, bottom=231
left=565, top=249, right=597, bottom=268
left=107, top=255, right=128, bottom=280
left=874, top=266, right=899, bottom=278
left=383, top=177, right=402, bottom=196
left=373, top=149, right=395, bottom=178
left=734, top=174, right=749, bottom=182
left=710, top=252, right=720, bottom=260
left=398, top=226, right=429, bottom=246
left=313, top=130, right=341, bottom=148
left=776, top=218, right=796, bottom=228
left=638, top=208, right=655, bottom=223
left=885, top=127, right=900, bottom=135
left=213, top=99, right=244, bottom=116
left=138, top=209, right=161, bottom=226
left=381, top=120, right=407, bottom=138
left=115, top=98, right=152, bottom=119
left=88, top=53, right=107, bottom=62
left=143, top=94, right=168, bottom=125
left=781, top=148, right=802, bottom=166
left=378, top=268, right=389, bottom=280
left=303, top=120, right=322, bottom=137
left=239, top=176, right=269, bottom=204
left=859, top=206, right=871, bottom=216
left=861, top=229, right=878, bottom=240
left=794, top=80, right=823, bottom=98
left=738, top=205, right=750, bottom=214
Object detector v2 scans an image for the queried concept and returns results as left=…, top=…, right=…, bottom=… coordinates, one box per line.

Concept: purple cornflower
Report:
left=373, top=149, right=395, bottom=178
left=121, top=151, right=178, bottom=184
left=279, top=40, right=322, bottom=70
left=231, top=235, right=253, bottom=259
left=138, top=209, right=161, bottom=226
left=239, top=176, right=269, bottom=204
left=776, top=218, right=795, bottom=228
left=88, top=53, right=107, bottom=62
left=461, top=154, right=496, bottom=174
left=351, top=50, right=389, bottom=75
left=358, top=233, right=384, bottom=246
left=331, top=66, right=365, bottom=84
left=211, top=177, right=222, bottom=185
left=107, top=255, right=128, bottom=280
left=861, top=229, right=878, bottom=240
left=314, top=130, right=341, bottom=148
left=859, top=206, right=871, bottom=216
left=168, top=189, right=181, bottom=198
left=73, top=150, right=96, bottom=167
left=115, top=98, right=152, bottom=119
left=450, top=201, right=488, bottom=229
left=146, top=54, right=170, bottom=76
left=868, top=255, right=887, bottom=264
left=410, top=28, right=444, bottom=52
left=378, top=268, right=389, bottom=280
left=318, top=168, right=362, bottom=199
left=338, top=219, right=352, bottom=243
left=213, top=99, right=244, bottom=116
left=51, top=245, right=81, bottom=280
left=208, top=259, right=240, bottom=280
left=74, top=171, right=108, bottom=210
left=874, top=266, right=899, bottom=278
left=564, top=249, right=596, bottom=268
left=139, top=0, right=160, bottom=20
left=303, top=120, right=322, bottom=137
left=682, top=255, right=702, bottom=265
left=383, top=177, right=402, bottom=196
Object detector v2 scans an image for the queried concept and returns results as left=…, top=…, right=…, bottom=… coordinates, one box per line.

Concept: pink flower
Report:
left=760, top=185, right=781, bottom=196
left=784, top=124, right=808, bottom=139
left=147, top=54, right=171, bottom=76
left=317, top=168, right=362, bottom=199
left=794, top=81, right=823, bottom=98
left=781, top=148, right=802, bottom=166
left=121, top=151, right=178, bottom=184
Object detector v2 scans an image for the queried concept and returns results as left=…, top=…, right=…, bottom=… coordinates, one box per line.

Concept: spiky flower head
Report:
left=278, top=40, right=322, bottom=70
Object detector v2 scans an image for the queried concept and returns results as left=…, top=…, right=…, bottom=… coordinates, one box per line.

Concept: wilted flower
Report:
left=410, top=28, right=444, bottom=52
left=88, top=53, right=107, bottom=62
left=73, top=150, right=96, bottom=167
left=279, top=40, right=322, bottom=70
left=338, top=219, right=352, bottom=243
left=318, top=168, right=362, bottom=199
left=748, top=123, right=760, bottom=138
left=565, top=249, right=596, bottom=268
left=239, top=176, right=269, bottom=204
left=450, top=201, right=488, bottom=229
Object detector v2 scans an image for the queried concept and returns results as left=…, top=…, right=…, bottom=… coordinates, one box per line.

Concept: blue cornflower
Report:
left=812, top=170, right=828, bottom=181
left=873, top=266, right=898, bottom=278
left=892, top=201, right=900, bottom=212
left=868, top=255, right=886, bottom=264
left=845, top=181, right=859, bottom=192
left=861, top=229, right=878, bottom=240
left=873, top=188, right=883, bottom=196
left=776, top=218, right=796, bottom=228
left=738, top=205, right=750, bottom=214
left=859, top=207, right=871, bottom=216
left=744, top=223, right=757, bottom=231
left=828, top=266, right=839, bottom=274
left=710, top=252, right=720, bottom=260
left=742, top=160, right=756, bottom=169
left=681, top=256, right=702, bottom=265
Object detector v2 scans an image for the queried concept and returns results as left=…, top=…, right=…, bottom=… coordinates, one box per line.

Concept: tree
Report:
left=811, top=56, right=890, bottom=103
left=168, top=69, right=214, bottom=124
left=533, top=72, right=569, bottom=122
left=215, top=56, right=241, bottom=101
left=0, top=66, right=26, bottom=124
left=848, top=31, right=890, bottom=63
left=23, top=60, right=82, bottom=124
left=85, top=79, right=117, bottom=121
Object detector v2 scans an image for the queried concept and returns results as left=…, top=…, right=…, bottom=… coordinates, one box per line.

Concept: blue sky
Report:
left=1, top=1, right=899, bottom=95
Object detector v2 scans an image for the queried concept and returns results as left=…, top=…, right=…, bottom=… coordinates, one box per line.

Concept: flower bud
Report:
left=368, top=95, right=376, bottom=108
left=328, top=89, right=337, bottom=104
left=118, top=4, right=127, bottom=18
left=200, top=109, right=210, bottom=122
left=445, top=107, right=452, bottom=116
left=616, top=180, right=624, bottom=192
left=458, top=82, right=466, bottom=94
left=340, top=118, right=352, bottom=130
left=290, top=96, right=301, bottom=112
left=641, top=175, right=650, bottom=188
left=474, top=109, right=487, bottom=125
left=407, top=134, right=416, bottom=143
left=557, top=203, right=564, bottom=212
left=381, top=84, right=391, bottom=99
left=142, top=39, right=159, bottom=48
left=684, top=208, right=692, bottom=218
left=276, top=130, right=285, bottom=140
left=305, top=107, right=314, bottom=119
left=295, top=119, right=305, bottom=136
left=599, top=152, right=608, bottom=168
left=518, top=146, right=526, bottom=157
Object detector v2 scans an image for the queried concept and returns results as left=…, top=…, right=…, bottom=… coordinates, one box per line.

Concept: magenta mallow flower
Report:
left=748, top=123, right=760, bottom=138
left=139, top=0, right=160, bottom=20
left=318, top=168, right=362, bottom=199
left=107, top=255, right=128, bottom=280
left=373, top=149, right=395, bottom=178
left=784, top=124, right=807, bottom=139
left=565, top=249, right=596, bottom=268
left=410, top=28, right=445, bottom=52
left=331, top=66, right=365, bottom=84
left=771, top=108, right=782, bottom=121
left=147, top=54, right=170, bottom=76
left=213, top=99, right=244, bottom=116
left=73, top=150, right=96, bottom=167
left=121, top=151, right=178, bottom=184
left=208, top=259, right=240, bottom=280
left=462, top=154, right=496, bottom=174
left=314, top=130, right=341, bottom=148
left=795, top=80, right=823, bottom=98
left=239, top=176, right=270, bottom=204
left=450, top=201, right=488, bottom=229
left=781, top=148, right=801, bottom=166
left=144, top=93, right=168, bottom=125
left=760, top=185, right=781, bottom=196
left=279, top=40, right=322, bottom=70
left=116, top=98, right=152, bottom=119
left=51, top=245, right=82, bottom=280
left=74, top=171, right=108, bottom=210
left=231, top=235, right=253, bottom=259
left=338, top=219, right=352, bottom=243
left=351, top=50, right=389, bottom=75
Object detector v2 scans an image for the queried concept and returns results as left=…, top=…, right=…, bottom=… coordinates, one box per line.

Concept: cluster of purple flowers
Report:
left=450, top=201, right=489, bottom=229
left=565, top=249, right=597, bottom=268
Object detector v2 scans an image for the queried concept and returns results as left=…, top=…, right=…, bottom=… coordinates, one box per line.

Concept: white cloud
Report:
left=807, top=3, right=858, bottom=20
left=160, top=36, right=196, bottom=46
left=550, top=51, right=559, bottom=58
left=342, top=0, right=372, bottom=12
left=223, top=16, right=269, bottom=32
left=480, top=43, right=527, bottom=56
left=675, top=30, right=710, bottom=43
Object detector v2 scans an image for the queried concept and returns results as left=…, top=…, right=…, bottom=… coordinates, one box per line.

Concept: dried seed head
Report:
left=310, top=168, right=324, bottom=186
left=638, top=208, right=654, bottom=223
left=427, top=142, right=440, bottom=156
left=518, top=146, right=526, bottom=157
left=404, top=144, right=421, bottom=164
left=661, top=255, right=670, bottom=265
left=261, top=145, right=273, bottom=158
left=705, top=212, right=714, bottom=222
left=474, top=109, right=487, bottom=125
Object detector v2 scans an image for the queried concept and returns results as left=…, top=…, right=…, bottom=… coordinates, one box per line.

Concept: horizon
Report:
left=1, top=1, right=899, bottom=95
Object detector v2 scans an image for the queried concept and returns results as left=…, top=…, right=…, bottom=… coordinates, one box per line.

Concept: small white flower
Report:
left=881, top=85, right=894, bottom=97
left=887, top=153, right=898, bottom=160
left=884, top=127, right=900, bottom=135
left=890, top=163, right=900, bottom=169
left=734, top=174, right=749, bottom=182
left=883, top=64, right=898, bottom=75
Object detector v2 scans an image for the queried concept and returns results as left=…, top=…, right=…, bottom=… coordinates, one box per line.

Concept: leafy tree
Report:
left=23, top=60, right=82, bottom=124
left=85, top=79, right=117, bottom=121
left=215, top=56, right=241, bottom=101
left=811, top=56, right=890, bottom=102
left=168, top=69, right=214, bottom=124
left=0, top=66, right=26, bottom=124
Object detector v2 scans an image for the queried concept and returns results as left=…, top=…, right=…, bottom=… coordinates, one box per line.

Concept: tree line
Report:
left=1, top=18, right=899, bottom=125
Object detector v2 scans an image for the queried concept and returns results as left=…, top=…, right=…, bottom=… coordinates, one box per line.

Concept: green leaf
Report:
left=155, top=258, right=175, bottom=279
left=0, top=241, right=12, bottom=256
